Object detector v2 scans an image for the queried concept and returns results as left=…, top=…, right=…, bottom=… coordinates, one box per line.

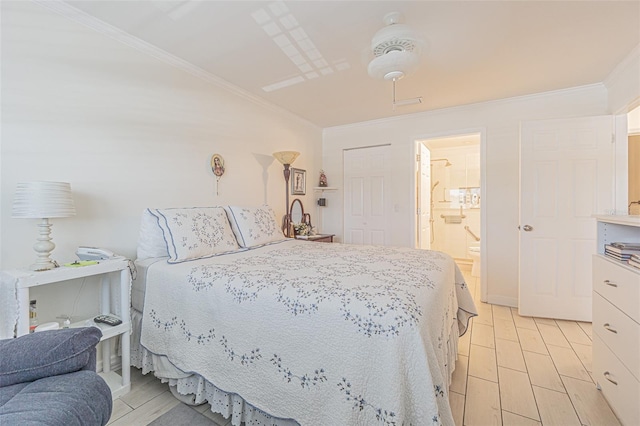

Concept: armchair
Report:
left=0, top=327, right=112, bottom=425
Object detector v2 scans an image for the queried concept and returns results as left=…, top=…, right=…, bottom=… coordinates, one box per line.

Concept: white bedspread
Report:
left=140, top=240, right=476, bottom=425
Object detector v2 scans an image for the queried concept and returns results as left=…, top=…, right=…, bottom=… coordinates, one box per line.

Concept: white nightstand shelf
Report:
left=70, top=319, right=128, bottom=341
left=6, top=257, right=132, bottom=399
left=68, top=320, right=131, bottom=399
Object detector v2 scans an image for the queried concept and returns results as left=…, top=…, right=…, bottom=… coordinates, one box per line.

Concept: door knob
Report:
left=522, top=225, right=533, bottom=232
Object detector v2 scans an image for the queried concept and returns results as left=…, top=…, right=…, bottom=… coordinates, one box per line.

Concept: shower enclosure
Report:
left=424, top=138, right=481, bottom=264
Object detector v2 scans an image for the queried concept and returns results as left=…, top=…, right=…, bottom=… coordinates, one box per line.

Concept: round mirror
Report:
left=290, top=199, right=304, bottom=224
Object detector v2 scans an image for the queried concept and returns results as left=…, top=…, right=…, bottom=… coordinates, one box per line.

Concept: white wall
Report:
left=0, top=2, right=321, bottom=324
left=605, top=45, right=640, bottom=114
left=322, top=85, right=609, bottom=307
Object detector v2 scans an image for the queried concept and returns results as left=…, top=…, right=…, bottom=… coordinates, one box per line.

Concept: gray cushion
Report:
left=0, top=370, right=112, bottom=425
left=0, top=327, right=102, bottom=387
left=0, top=382, right=28, bottom=407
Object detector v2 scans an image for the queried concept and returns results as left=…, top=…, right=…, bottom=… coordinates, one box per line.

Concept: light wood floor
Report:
left=108, top=265, right=620, bottom=426
left=450, top=266, right=619, bottom=426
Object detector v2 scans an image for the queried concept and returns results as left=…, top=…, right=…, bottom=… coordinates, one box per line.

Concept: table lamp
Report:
left=12, top=181, right=76, bottom=271
left=272, top=151, right=300, bottom=237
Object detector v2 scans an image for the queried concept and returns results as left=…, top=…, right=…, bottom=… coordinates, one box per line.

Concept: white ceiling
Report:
left=64, top=1, right=640, bottom=128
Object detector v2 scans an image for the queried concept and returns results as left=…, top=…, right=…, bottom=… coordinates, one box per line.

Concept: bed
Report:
left=131, top=206, right=477, bottom=426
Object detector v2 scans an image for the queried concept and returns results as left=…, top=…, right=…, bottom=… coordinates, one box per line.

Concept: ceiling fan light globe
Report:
left=367, top=50, right=419, bottom=80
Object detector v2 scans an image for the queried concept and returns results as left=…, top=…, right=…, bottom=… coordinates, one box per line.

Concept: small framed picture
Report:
left=211, top=154, right=225, bottom=177
left=291, top=168, right=306, bottom=195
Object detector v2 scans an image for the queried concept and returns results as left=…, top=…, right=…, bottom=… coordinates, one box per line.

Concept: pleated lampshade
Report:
left=12, top=182, right=76, bottom=218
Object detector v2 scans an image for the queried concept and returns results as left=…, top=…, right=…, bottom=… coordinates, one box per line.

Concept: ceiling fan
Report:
left=367, top=12, right=423, bottom=109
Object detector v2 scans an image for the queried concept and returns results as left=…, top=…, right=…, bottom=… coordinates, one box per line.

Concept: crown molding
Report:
left=33, top=0, right=319, bottom=130
left=324, top=83, right=606, bottom=133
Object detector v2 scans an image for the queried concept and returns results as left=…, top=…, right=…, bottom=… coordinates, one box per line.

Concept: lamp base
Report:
left=30, top=218, right=59, bottom=271
left=30, top=260, right=57, bottom=271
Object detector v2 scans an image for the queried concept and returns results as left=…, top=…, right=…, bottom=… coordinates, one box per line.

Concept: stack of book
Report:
left=604, top=242, right=640, bottom=267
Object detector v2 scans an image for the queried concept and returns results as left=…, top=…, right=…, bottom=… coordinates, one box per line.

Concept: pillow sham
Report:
left=136, top=208, right=169, bottom=260
left=225, top=205, right=286, bottom=248
left=152, top=207, right=240, bottom=263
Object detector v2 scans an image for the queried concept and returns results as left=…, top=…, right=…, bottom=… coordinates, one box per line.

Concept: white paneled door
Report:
left=343, top=145, right=392, bottom=246
left=519, top=116, right=614, bottom=321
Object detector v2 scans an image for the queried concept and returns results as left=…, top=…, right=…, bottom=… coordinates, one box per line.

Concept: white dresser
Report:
left=592, top=215, right=640, bottom=426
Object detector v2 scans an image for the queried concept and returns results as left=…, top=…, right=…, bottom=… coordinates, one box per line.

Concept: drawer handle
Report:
left=603, top=323, right=618, bottom=334
left=604, top=371, right=618, bottom=385
left=604, top=279, right=617, bottom=288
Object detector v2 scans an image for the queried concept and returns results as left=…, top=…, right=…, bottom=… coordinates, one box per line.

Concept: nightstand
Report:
left=5, top=257, right=132, bottom=398
left=296, top=234, right=335, bottom=243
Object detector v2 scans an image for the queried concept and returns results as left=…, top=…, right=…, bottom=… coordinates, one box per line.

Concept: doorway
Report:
left=415, top=132, right=483, bottom=281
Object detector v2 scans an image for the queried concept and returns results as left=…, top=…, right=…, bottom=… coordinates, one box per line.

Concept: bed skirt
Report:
left=130, top=309, right=298, bottom=426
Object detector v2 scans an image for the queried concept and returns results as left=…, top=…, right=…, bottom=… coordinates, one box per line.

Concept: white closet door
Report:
left=519, top=116, right=614, bottom=321
left=343, top=145, right=392, bottom=246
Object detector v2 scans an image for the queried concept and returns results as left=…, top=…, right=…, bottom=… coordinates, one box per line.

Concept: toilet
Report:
left=468, top=245, right=481, bottom=278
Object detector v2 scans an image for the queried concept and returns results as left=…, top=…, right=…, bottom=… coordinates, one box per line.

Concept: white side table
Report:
left=6, top=258, right=132, bottom=398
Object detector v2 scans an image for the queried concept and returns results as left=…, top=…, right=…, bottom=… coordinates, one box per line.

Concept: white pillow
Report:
left=136, top=209, right=169, bottom=260
left=152, top=207, right=240, bottom=263
left=225, top=205, right=286, bottom=248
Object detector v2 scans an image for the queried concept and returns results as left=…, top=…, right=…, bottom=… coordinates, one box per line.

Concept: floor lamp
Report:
left=12, top=181, right=76, bottom=271
left=272, top=151, right=300, bottom=237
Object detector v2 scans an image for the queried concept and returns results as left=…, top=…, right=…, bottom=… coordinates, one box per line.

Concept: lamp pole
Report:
left=272, top=151, right=300, bottom=238
left=283, top=163, right=291, bottom=237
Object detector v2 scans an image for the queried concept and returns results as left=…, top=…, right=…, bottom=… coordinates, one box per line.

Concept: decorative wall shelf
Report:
left=313, top=187, right=337, bottom=208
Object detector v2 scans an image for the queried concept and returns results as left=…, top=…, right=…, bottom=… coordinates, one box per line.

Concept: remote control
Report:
left=94, top=315, right=122, bottom=326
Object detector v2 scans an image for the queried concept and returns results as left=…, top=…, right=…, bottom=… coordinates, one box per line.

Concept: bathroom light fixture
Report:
left=273, top=151, right=300, bottom=237
left=12, top=181, right=76, bottom=271
left=367, top=12, right=423, bottom=109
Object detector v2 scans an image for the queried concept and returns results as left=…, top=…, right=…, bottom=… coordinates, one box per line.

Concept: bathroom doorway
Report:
left=415, top=133, right=482, bottom=277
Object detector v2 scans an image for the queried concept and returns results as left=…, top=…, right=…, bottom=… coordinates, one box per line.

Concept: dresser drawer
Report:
left=593, top=292, right=640, bottom=381
left=593, top=334, right=640, bottom=426
left=593, top=255, right=640, bottom=324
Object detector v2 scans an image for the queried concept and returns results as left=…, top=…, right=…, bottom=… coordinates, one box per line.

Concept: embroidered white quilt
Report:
left=140, top=240, right=476, bottom=426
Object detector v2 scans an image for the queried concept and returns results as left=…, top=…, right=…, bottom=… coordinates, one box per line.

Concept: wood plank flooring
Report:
left=451, top=267, right=620, bottom=426
left=108, top=265, right=620, bottom=425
